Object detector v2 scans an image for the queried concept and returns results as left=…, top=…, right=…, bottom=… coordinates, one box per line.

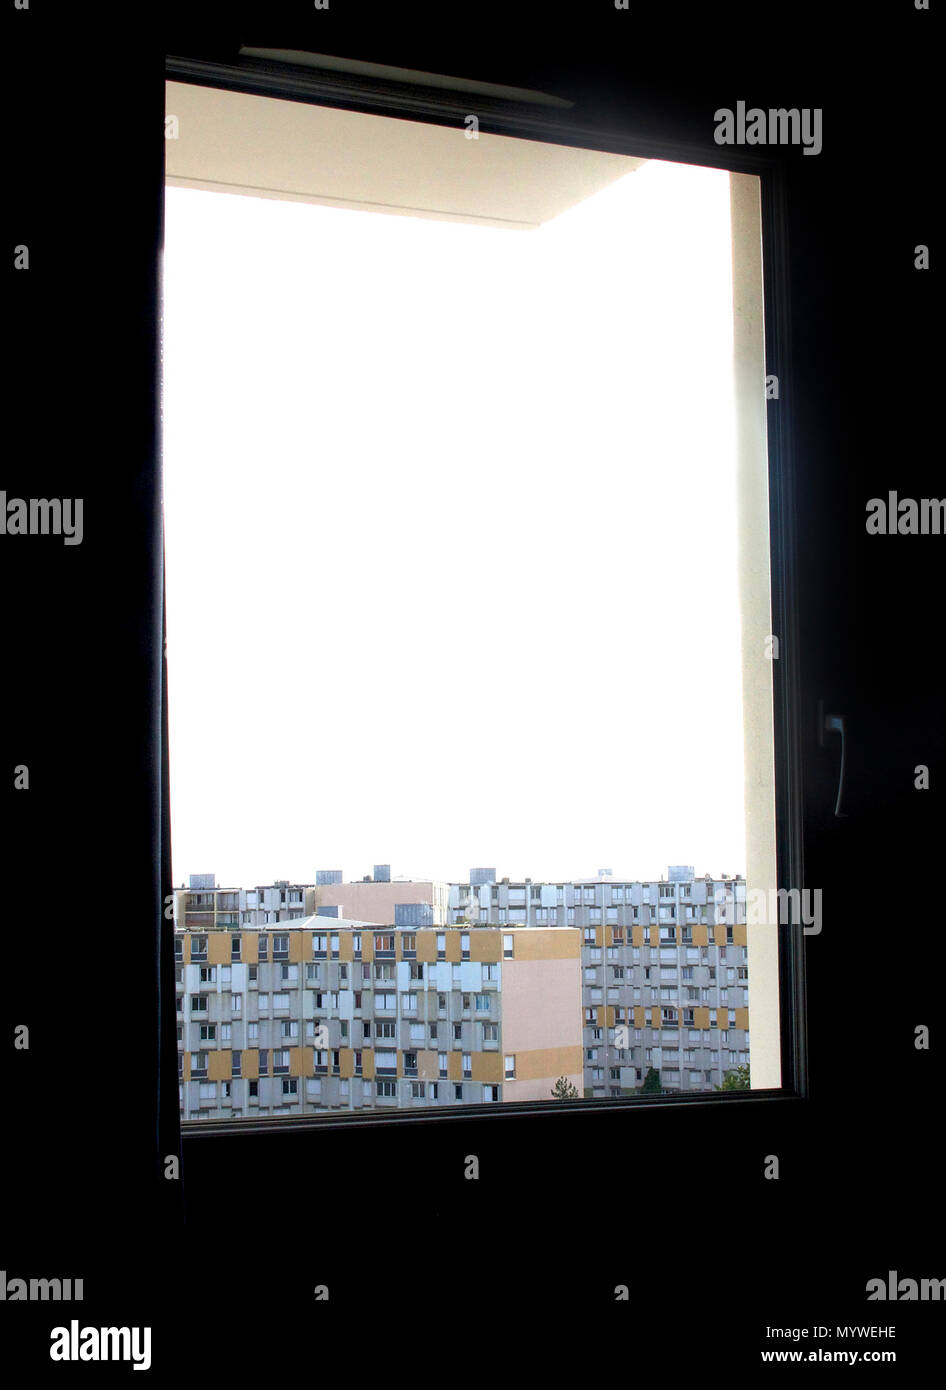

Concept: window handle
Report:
left=817, top=700, right=847, bottom=818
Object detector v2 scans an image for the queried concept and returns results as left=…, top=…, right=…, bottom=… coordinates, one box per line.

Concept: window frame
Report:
left=165, top=47, right=808, bottom=1136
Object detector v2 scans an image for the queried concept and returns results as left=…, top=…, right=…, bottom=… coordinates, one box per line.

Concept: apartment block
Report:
left=175, top=874, right=316, bottom=930
left=312, top=876, right=450, bottom=927
left=448, top=869, right=749, bottom=1095
left=174, top=920, right=582, bottom=1119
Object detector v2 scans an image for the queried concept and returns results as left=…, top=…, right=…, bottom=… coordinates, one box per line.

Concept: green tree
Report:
left=716, top=1062, right=750, bottom=1091
left=551, top=1076, right=579, bottom=1099
left=640, top=1066, right=662, bottom=1094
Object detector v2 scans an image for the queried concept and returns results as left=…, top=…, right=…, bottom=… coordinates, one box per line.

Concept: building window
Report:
left=504, top=1054, right=516, bottom=1079
left=502, top=934, right=513, bottom=959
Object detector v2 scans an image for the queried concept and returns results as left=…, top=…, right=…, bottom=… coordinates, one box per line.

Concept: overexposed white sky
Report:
left=162, top=154, right=747, bottom=888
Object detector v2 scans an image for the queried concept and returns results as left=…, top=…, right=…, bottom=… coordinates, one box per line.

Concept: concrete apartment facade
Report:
left=175, top=920, right=583, bottom=1119
left=174, top=866, right=749, bottom=1117
left=447, top=867, right=749, bottom=1096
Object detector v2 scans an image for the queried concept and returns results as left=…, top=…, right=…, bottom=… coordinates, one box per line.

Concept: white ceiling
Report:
left=165, top=80, right=645, bottom=231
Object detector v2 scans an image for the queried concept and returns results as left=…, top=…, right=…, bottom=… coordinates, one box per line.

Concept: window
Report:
left=504, top=1055, right=516, bottom=1079
left=162, top=53, right=803, bottom=1129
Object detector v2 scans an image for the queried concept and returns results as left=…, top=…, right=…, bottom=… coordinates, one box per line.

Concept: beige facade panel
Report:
left=208, top=1051, right=230, bottom=1081
left=242, top=932, right=259, bottom=964
left=733, top=923, right=747, bottom=947
left=287, top=1046, right=308, bottom=1077
left=632, top=925, right=645, bottom=948
left=208, top=934, right=230, bottom=965
left=692, top=924, right=709, bottom=947
left=470, top=1052, right=503, bottom=1084
left=242, top=1050, right=259, bottom=1080
left=695, top=1007, right=711, bottom=1029
left=504, top=1074, right=583, bottom=1103
left=418, top=1049, right=439, bottom=1082
left=633, top=1005, right=646, bottom=1029
left=510, top=928, right=580, bottom=961
left=289, top=933, right=306, bottom=963
left=511, top=1046, right=583, bottom=1083
left=338, top=1048, right=354, bottom=1080
left=447, top=1052, right=462, bottom=1082
left=734, top=1007, right=749, bottom=1031
left=361, top=1050, right=375, bottom=1080
left=415, top=931, right=438, bottom=962
left=470, top=932, right=501, bottom=963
